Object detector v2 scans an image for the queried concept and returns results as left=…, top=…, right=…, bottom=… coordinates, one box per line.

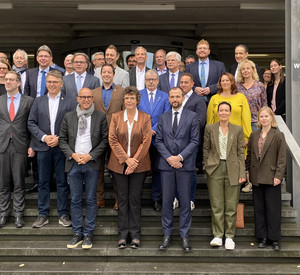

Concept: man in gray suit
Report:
left=62, top=53, right=100, bottom=102
left=59, top=87, right=108, bottom=250
left=158, top=51, right=183, bottom=94
left=95, top=45, right=129, bottom=88
left=129, top=46, right=150, bottom=89
left=28, top=70, right=77, bottom=228
left=0, top=71, right=34, bottom=228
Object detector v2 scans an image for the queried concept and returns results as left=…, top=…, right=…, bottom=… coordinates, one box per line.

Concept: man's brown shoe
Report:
left=97, top=200, right=105, bottom=208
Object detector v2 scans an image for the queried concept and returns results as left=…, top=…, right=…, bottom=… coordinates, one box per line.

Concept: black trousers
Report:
left=111, top=171, right=147, bottom=240
left=253, top=183, right=281, bottom=241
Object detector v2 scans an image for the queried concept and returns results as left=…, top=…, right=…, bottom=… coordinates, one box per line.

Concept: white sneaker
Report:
left=225, top=238, right=235, bottom=250
left=173, top=198, right=179, bottom=210
left=190, top=201, right=195, bottom=211
left=242, top=182, right=252, bottom=193
left=210, top=237, right=222, bottom=247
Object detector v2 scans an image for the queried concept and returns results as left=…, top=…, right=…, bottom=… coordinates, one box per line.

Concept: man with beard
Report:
left=156, top=87, right=199, bottom=252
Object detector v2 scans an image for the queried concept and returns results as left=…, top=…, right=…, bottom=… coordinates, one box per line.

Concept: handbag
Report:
left=236, top=202, right=245, bottom=228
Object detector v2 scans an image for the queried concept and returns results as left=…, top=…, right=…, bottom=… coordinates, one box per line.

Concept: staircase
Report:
left=0, top=174, right=300, bottom=274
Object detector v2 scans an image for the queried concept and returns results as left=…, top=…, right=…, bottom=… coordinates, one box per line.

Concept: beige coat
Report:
left=203, top=122, right=245, bottom=186
left=246, top=127, right=286, bottom=186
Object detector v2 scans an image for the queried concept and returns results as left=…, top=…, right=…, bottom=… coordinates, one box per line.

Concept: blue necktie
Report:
left=149, top=92, right=154, bottom=112
left=76, top=75, right=82, bottom=94
left=170, top=73, right=175, bottom=89
left=200, top=62, right=206, bottom=88
left=40, top=70, right=46, bottom=96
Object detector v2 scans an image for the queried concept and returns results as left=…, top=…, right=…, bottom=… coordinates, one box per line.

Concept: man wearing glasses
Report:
left=62, top=53, right=100, bottom=102
left=28, top=70, right=77, bottom=229
left=0, top=71, right=34, bottom=228
left=59, top=87, right=108, bottom=250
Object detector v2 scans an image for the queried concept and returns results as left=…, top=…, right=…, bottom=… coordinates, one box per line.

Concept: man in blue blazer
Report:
left=156, top=87, right=199, bottom=252
left=158, top=51, right=183, bottom=94
left=137, top=69, right=170, bottom=211
left=185, top=39, right=226, bottom=102
left=62, top=53, right=100, bottom=102
left=28, top=70, right=77, bottom=229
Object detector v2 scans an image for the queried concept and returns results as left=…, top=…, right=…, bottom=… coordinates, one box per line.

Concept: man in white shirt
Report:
left=28, top=70, right=77, bottom=229
left=64, top=54, right=74, bottom=76
left=59, top=87, right=108, bottom=250
left=90, top=52, right=105, bottom=76
left=95, top=45, right=129, bottom=88
left=155, top=49, right=167, bottom=76
left=129, top=46, right=150, bottom=89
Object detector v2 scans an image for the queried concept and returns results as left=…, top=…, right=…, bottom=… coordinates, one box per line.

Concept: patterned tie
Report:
left=173, top=111, right=178, bottom=135
left=200, top=62, right=206, bottom=88
left=40, top=70, right=46, bottom=96
left=76, top=75, right=82, bottom=94
left=149, top=92, right=154, bottom=112
left=9, top=96, right=15, bottom=121
left=170, top=73, right=175, bottom=89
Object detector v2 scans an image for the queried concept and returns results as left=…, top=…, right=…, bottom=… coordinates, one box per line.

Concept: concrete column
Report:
left=286, top=0, right=300, bottom=223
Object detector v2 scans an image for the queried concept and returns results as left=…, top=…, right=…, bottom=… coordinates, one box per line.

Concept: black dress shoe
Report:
left=182, top=238, right=192, bottom=252
left=130, top=241, right=141, bottom=249
left=272, top=241, right=281, bottom=251
left=15, top=216, right=25, bottom=228
left=0, top=216, right=8, bottom=228
left=258, top=238, right=268, bottom=248
left=153, top=200, right=162, bottom=211
left=159, top=235, right=171, bottom=250
left=25, top=183, right=38, bottom=193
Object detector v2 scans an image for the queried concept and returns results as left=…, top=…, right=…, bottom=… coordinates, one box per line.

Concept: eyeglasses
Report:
left=73, top=61, right=86, bottom=65
left=38, top=55, right=51, bottom=59
left=145, top=78, right=158, bottom=82
left=0, top=67, right=8, bottom=70
left=78, top=96, right=93, bottom=100
left=46, top=81, right=60, bottom=85
left=124, top=96, right=136, bottom=101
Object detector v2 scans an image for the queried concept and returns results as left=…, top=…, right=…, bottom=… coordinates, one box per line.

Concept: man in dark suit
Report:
left=158, top=51, right=183, bottom=94
left=62, top=53, right=100, bottom=102
left=129, top=46, right=150, bottom=89
left=90, top=52, right=105, bottom=76
left=0, top=71, right=34, bottom=228
left=64, top=54, right=74, bottom=76
left=185, top=39, right=226, bottom=102
left=24, top=45, right=55, bottom=98
left=28, top=70, right=77, bottom=228
left=228, top=44, right=263, bottom=82
left=180, top=73, right=206, bottom=209
left=156, top=87, right=199, bottom=252
left=137, top=69, right=170, bottom=211
left=92, top=63, right=124, bottom=210
left=59, top=87, right=108, bottom=250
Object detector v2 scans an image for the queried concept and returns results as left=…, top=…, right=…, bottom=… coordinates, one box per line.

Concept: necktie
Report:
left=9, top=96, right=15, bottom=121
left=200, top=62, right=206, bottom=88
left=149, top=92, right=154, bottom=112
left=173, top=111, right=178, bottom=135
left=170, top=73, right=175, bottom=89
left=76, top=75, right=82, bottom=94
left=40, top=70, right=46, bottom=96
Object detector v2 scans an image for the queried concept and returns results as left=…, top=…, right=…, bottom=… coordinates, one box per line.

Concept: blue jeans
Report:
left=251, top=122, right=259, bottom=132
left=68, top=162, right=99, bottom=236
left=37, top=147, right=68, bottom=217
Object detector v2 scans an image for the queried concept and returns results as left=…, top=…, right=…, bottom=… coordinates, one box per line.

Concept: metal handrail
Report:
left=275, top=115, right=300, bottom=167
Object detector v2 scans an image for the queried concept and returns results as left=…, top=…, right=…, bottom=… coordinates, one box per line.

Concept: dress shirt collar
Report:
left=102, top=83, right=114, bottom=90
left=8, top=92, right=21, bottom=99
left=124, top=108, right=138, bottom=122
left=147, top=89, right=157, bottom=96
left=186, top=90, right=193, bottom=99
left=47, top=92, right=61, bottom=100
left=136, top=66, right=146, bottom=73
left=198, top=57, right=209, bottom=65
left=74, top=71, right=87, bottom=78
left=39, top=66, right=50, bottom=73
left=172, top=106, right=183, bottom=115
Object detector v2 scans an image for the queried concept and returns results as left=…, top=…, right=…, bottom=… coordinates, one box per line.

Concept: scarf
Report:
left=12, top=65, right=27, bottom=75
left=76, top=103, right=94, bottom=135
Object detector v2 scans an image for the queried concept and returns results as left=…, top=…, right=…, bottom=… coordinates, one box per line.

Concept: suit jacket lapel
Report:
left=83, top=74, right=90, bottom=87
left=100, top=87, right=108, bottom=112
left=213, top=123, right=221, bottom=157
left=141, top=91, right=151, bottom=114
left=259, top=128, right=276, bottom=162
left=152, top=91, right=162, bottom=114
left=175, top=109, right=187, bottom=137
left=55, top=94, right=64, bottom=122
left=253, top=130, right=260, bottom=160
left=206, top=60, right=213, bottom=85
left=194, top=62, right=201, bottom=86
left=14, top=94, right=25, bottom=120
left=226, top=123, right=234, bottom=158
left=70, top=74, right=77, bottom=95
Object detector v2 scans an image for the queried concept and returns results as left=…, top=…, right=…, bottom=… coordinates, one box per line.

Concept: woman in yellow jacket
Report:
left=207, top=72, right=252, bottom=152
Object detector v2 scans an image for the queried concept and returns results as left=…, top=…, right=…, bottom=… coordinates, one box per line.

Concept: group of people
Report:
left=0, top=38, right=286, bottom=252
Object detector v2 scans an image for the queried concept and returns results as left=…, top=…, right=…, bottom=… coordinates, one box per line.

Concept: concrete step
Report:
left=0, top=240, right=300, bottom=263
left=1, top=262, right=300, bottom=275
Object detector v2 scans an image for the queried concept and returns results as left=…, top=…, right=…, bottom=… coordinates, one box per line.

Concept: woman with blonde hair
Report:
left=246, top=106, right=286, bottom=251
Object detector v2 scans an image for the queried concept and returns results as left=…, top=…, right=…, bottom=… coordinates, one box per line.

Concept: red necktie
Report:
left=9, top=96, right=15, bottom=121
